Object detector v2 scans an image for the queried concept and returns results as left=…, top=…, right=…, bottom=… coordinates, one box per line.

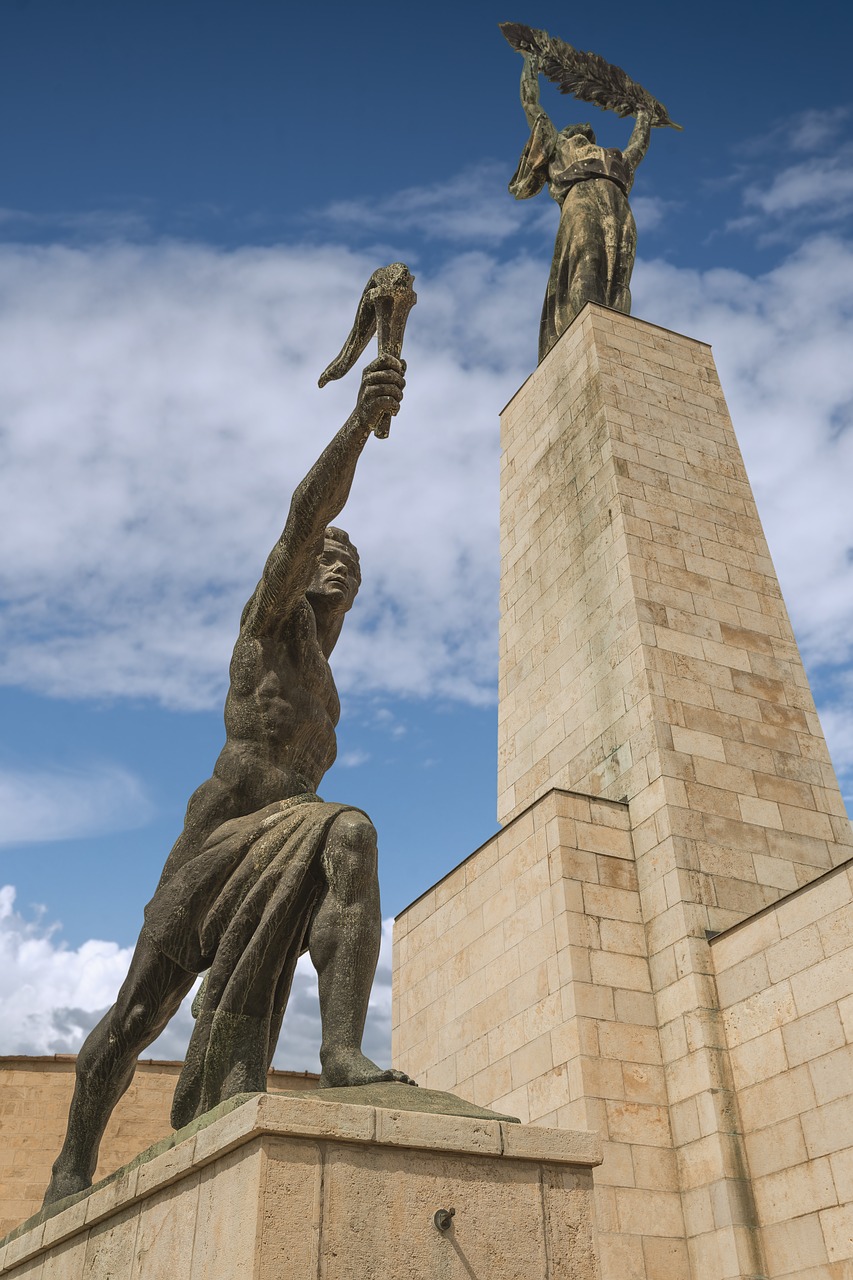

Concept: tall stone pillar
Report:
left=496, top=303, right=852, bottom=1276
left=394, top=302, right=853, bottom=1279
left=498, top=305, right=849, bottom=902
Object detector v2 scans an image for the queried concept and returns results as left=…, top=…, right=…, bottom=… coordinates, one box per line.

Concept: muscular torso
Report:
left=223, top=597, right=339, bottom=794
left=158, top=595, right=339, bottom=885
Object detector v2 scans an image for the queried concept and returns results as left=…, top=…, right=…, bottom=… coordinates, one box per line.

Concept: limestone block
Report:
left=820, top=1201, right=853, bottom=1263
left=190, top=1144, right=265, bottom=1279
left=395, top=308, right=853, bottom=1280
left=82, top=1205, right=138, bottom=1279
left=499, top=304, right=850, bottom=930
left=254, top=1139, right=320, bottom=1280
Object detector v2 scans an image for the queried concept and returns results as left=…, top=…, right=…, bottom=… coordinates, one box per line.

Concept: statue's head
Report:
left=561, top=123, right=596, bottom=145
left=307, top=526, right=362, bottom=615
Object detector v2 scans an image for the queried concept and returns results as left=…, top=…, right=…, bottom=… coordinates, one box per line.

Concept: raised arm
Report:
left=519, top=53, right=549, bottom=129
left=622, top=107, right=652, bottom=188
left=244, top=355, right=405, bottom=633
left=509, top=54, right=557, bottom=202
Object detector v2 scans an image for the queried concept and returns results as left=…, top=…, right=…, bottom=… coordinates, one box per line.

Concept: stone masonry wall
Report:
left=711, top=858, right=853, bottom=1277
left=393, top=788, right=689, bottom=1280
left=495, top=304, right=852, bottom=1277
left=0, top=1056, right=318, bottom=1238
left=499, top=305, right=852, bottom=923
left=397, top=306, right=853, bottom=1279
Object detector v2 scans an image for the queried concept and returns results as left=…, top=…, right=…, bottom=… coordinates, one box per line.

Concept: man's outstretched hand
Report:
left=353, top=355, right=406, bottom=436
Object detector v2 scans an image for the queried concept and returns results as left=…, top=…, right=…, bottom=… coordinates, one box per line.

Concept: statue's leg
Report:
left=609, top=200, right=637, bottom=316
left=567, top=229, right=610, bottom=319
left=562, top=183, right=636, bottom=321
left=309, top=811, right=415, bottom=1088
left=43, top=930, right=195, bottom=1207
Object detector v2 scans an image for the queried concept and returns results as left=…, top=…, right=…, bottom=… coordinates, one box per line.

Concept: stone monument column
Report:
left=499, top=304, right=852, bottom=1278
left=498, top=304, right=849, bottom=896
left=394, top=301, right=853, bottom=1280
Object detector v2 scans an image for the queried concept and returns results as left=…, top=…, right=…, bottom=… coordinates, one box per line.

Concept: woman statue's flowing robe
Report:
left=511, top=113, right=648, bottom=361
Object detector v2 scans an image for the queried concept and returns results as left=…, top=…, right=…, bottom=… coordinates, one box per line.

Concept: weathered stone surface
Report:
left=0, top=1055, right=321, bottom=1240
left=285, top=1081, right=519, bottom=1122
left=1, top=1096, right=601, bottom=1279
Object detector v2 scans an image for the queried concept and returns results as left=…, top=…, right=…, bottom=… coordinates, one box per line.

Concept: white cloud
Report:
left=0, top=240, right=537, bottom=711
left=631, top=195, right=672, bottom=233
left=0, top=763, right=150, bottom=847
left=744, top=149, right=853, bottom=220
left=633, top=233, right=853, bottom=781
left=0, top=885, right=395, bottom=1073
left=0, top=157, right=851, bottom=791
left=0, top=885, right=134, bottom=1054
left=727, top=108, right=853, bottom=239
left=316, top=162, right=546, bottom=246
left=769, top=106, right=849, bottom=155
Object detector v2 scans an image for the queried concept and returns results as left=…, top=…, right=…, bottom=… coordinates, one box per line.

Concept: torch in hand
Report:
left=318, top=262, right=417, bottom=438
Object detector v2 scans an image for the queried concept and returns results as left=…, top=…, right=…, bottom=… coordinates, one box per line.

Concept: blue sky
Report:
left=0, top=0, right=852, bottom=1070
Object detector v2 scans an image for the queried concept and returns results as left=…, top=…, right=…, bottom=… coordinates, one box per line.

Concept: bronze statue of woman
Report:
left=510, top=52, right=652, bottom=361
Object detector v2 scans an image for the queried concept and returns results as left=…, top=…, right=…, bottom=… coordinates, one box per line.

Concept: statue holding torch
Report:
left=44, top=265, right=417, bottom=1208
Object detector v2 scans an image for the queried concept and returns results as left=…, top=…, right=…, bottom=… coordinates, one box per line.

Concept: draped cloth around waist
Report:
left=145, top=794, right=361, bottom=1128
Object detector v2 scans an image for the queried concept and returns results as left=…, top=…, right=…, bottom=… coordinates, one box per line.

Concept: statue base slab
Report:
left=0, top=1091, right=601, bottom=1279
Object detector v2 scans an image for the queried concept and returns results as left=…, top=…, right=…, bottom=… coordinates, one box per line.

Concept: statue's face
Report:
left=307, top=536, right=361, bottom=611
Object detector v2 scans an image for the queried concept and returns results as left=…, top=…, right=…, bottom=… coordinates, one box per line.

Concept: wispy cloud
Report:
left=632, top=195, right=675, bottom=234
left=374, top=707, right=407, bottom=739
left=743, top=148, right=853, bottom=220
left=316, top=163, right=530, bottom=246
left=634, top=232, right=853, bottom=789
left=0, top=764, right=151, bottom=847
left=788, top=106, right=852, bottom=153
left=0, top=207, right=152, bottom=241
left=315, top=161, right=560, bottom=250
left=738, top=106, right=852, bottom=158
left=727, top=108, right=853, bottom=240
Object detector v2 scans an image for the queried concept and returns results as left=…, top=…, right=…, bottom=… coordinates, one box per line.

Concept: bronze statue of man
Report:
left=44, top=350, right=413, bottom=1208
left=510, top=51, right=652, bottom=360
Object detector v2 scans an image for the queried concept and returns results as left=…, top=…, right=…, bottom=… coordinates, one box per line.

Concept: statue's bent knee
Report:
left=324, top=811, right=378, bottom=889
left=333, top=810, right=377, bottom=851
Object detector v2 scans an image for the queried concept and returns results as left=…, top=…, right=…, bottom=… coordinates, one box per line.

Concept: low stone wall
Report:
left=711, top=858, right=853, bottom=1276
left=0, top=1055, right=318, bottom=1238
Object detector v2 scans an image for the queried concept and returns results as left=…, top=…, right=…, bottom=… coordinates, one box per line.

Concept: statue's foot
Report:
left=318, top=1048, right=417, bottom=1089
left=42, top=1166, right=92, bottom=1209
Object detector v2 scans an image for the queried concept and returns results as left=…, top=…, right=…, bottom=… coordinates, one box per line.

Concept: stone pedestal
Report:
left=393, top=305, right=853, bottom=1280
left=0, top=1092, right=602, bottom=1279
left=497, top=305, right=850, bottom=901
